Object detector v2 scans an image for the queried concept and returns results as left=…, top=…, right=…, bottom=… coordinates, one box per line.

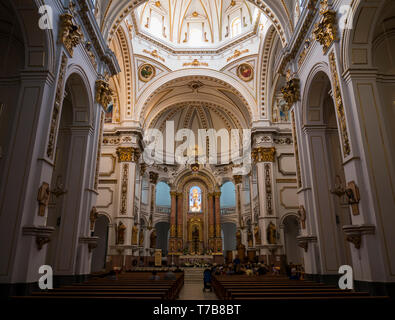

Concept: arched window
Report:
left=189, top=186, right=202, bottom=212
left=156, top=182, right=171, bottom=207
left=231, top=17, right=241, bottom=37
left=220, top=182, right=236, bottom=208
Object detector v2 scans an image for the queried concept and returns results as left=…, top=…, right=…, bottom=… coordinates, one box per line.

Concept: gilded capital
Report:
left=252, top=147, right=276, bottom=163
left=116, top=147, right=141, bottom=162
left=233, top=175, right=243, bottom=185
left=149, top=171, right=159, bottom=184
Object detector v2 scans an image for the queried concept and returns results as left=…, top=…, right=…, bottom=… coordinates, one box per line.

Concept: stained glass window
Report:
left=189, top=186, right=202, bottom=212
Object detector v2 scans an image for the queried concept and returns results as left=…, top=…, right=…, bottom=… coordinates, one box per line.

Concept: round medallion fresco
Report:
left=237, top=63, right=254, bottom=82
left=138, top=63, right=156, bottom=82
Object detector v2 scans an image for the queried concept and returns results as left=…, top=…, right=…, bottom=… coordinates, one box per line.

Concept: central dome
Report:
left=135, top=0, right=264, bottom=49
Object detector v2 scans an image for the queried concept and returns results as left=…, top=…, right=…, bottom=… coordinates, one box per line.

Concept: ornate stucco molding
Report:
left=23, top=225, right=55, bottom=250
left=79, top=236, right=100, bottom=252
left=281, top=77, right=300, bottom=108
left=343, top=224, right=375, bottom=250
left=58, top=4, right=84, bottom=57
left=296, top=235, right=317, bottom=252
left=313, top=0, right=338, bottom=54
left=95, top=79, right=113, bottom=109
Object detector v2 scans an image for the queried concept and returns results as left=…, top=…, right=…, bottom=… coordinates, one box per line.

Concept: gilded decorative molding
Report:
left=328, top=51, right=351, bottom=157
left=120, top=164, right=129, bottom=215
left=95, top=79, right=113, bottom=109
left=143, top=49, right=165, bottom=62
left=47, top=53, right=68, bottom=159
left=116, top=147, right=141, bottom=162
left=183, top=59, right=208, bottom=67
left=291, top=111, right=302, bottom=188
left=227, top=49, right=249, bottom=62
left=313, top=0, right=337, bottom=54
left=252, top=147, right=276, bottom=163
left=58, top=4, right=84, bottom=57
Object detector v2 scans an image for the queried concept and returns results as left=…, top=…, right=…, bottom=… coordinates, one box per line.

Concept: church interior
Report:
left=1, top=0, right=395, bottom=305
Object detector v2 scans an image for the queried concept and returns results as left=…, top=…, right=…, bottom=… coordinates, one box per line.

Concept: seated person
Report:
left=149, top=270, right=160, bottom=280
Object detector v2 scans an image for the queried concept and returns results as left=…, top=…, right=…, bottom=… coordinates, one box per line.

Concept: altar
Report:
left=179, top=254, right=213, bottom=264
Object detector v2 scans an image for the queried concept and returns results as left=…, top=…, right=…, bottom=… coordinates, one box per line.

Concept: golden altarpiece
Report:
left=168, top=168, right=223, bottom=263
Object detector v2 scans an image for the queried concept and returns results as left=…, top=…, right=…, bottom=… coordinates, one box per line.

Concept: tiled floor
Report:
left=178, top=268, right=218, bottom=300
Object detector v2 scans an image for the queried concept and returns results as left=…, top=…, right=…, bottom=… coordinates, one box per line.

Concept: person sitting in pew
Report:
left=149, top=271, right=160, bottom=280
left=164, top=269, right=176, bottom=280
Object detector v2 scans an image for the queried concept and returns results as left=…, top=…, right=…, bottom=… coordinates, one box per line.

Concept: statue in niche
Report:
left=247, top=229, right=253, bottom=247
left=267, top=222, right=277, bottom=245
left=139, top=228, right=144, bottom=246
left=117, top=222, right=126, bottom=245
left=254, top=225, right=261, bottom=245
left=132, top=224, right=138, bottom=245
left=236, top=230, right=242, bottom=248
left=150, top=229, right=157, bottom=248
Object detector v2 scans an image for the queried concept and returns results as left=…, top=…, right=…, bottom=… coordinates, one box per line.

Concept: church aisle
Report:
left=178, top=268, right=218, bottom=300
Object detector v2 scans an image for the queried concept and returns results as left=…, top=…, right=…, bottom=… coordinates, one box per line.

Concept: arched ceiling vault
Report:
left=139, top=74, right=253, bottom=127
left=99, top=0, right=294, bottom=47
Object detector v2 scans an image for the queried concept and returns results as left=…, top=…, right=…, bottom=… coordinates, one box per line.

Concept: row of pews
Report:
left=212, top=275, right=389, bottom=302
left=12, top=272, right=184, bottom=302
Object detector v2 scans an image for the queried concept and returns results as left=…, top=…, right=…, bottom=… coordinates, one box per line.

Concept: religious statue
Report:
left=132, top=224, right=138, bottom=245
left=150, top=229, right=157, bottom=248
left=236, top=230, right=242, bottom=248
left=254, top=225, right=261, bottom=245
left=37, top=182, right=50, bottom=217
left=247, top=229, right=253, bottom=247
left=267, top=222, right=277, bottom=245
left=298, top=205, right=307, bottom=229
left=116, top=222, right=126, bottom=245
left=139, top=228, right=144, bottom=246
left=89, top=206, right=98, bottom=231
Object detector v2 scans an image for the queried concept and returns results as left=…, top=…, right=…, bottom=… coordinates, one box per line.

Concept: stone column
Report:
left=169, top=191, right=177, bottom=255
left=114, top=146, right=140, bottom=268
left=252, top=146, right=277, bottom=260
